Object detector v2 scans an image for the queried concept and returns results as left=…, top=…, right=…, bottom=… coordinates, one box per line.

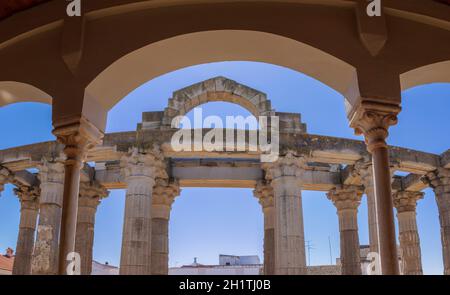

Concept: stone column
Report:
left=263, top=152, right=307, bottom=275
left=356, top=161, right=379, bottom=254
left=32, top=159, right=65, bottom=275
left=75, top=181, right=109, bottom=275
left=350, top=103, right=400, bottom=275
left=327, top=185, right=363, bottom=275
left=53, top=119, right=103, bottom=274
left=12, top=186, right=39, bottom=275
left=254, top=181, right=275, bottom=275
left=151, top=179, right=180, bottom=275
left=119, top=148, right=166, bottom=275
left=393, top=190, right=424, bottom=275
left=424, top=168, right=450, bottom=275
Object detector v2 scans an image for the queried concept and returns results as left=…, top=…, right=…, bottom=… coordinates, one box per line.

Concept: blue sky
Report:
left=0, top=62, right=449, bottom=274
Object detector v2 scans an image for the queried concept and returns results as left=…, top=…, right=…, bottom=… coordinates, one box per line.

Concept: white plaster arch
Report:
left=400, top=60, right=450, bottom=91
left=86, top=30, right=356, bottom=112
left=0, top=81, right=52, bottom=106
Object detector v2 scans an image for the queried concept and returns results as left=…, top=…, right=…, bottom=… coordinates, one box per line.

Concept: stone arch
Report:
left=161, top=76, right=274, bottom=127
left=0, top=81, right=52, bottom=106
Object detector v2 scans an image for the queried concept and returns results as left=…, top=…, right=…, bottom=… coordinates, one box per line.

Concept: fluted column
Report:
left=53, top=119, right=103, bottom=274
left=356, top=161, right=379, bottom=254
left=254, top=181, right=275, bottom=275
left=393, top=190, right=423, bottom=275
left=32, top=159, right=65, bottom=275
left=263, top=152, right=307, bottom=275
left=425, top=168, right=450, bottom=275
left=151, top=179, right=180, bottom=275
left=13, top=186, right=39, bottom=275
left=350, top=103, right=400, bottom=275
left=119, top=148, right=166, bottom=275
left=327, top=185, right=363, bottom=275
left=75, top=181, right=109, bottom=275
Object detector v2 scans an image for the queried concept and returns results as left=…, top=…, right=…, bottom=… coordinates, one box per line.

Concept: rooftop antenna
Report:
left=328, top=236, right=333, bottom=265
left=305, top=240, right=315, bottom=266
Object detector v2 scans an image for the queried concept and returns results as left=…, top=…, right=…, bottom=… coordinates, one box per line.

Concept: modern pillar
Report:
left=327, top=185, right=363, bottom=275
left=151, top=179, right=180, bottom=275
left=119, top=148, right=164, bottom=275
left=356, top=161, right=379, bottom=254
left=13, top=186, right=39, bottom=275
left=254, top=181, right=275, bottom=275
left=75, top=181, right=109, bottom=275
left=350, top=102, right=401, bottom=275
left=32, top=159, right=65, bottom=275
left=263, top=152, right=307, bottom=275
left=53, top=118, right=103, bottom=275
left=393, top=190, right=424, bottom=275
left=425, top=168, right=450, bottom=275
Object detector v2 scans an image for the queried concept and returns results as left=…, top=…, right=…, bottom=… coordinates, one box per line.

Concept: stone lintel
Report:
left=0, top=131, right=443, bottom=175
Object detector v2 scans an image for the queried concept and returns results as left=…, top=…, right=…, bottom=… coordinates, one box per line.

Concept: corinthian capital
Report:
left=152, top=178, right=180, bottom=206
left=0, top=167, right=12, bottom=192
left=14, top=185, right=40, bottom=210
left=393, top=191, right=424, bottom=213
left=327, top=185, right=363, bottom=211
left=349, top=101, right=401, bottom=152
left=253, top=180, right=274, bottom=209
left=52, top=117, right=104, bottom=164
left=79, top=181, right=109, bottom=208
left=152, top=178, right=180, bottom=219
left=262, top=151, right=307, bottom=181
left=37, top=158, right=66, bottom=184
left=120, top=147, right=168, bottom=181
left=423, top=168, right=450, bottom=195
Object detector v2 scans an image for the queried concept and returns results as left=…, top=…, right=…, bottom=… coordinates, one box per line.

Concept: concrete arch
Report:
left=161, top=76, right=273, bottom=126
left=86, top=30, right=356, bottom=114
left=0, top=81, right=52, bottom=106
left=400, top=60, right=450, bottom=91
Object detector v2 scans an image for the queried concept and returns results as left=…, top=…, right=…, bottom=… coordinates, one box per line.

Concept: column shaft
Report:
left=32, top=160, right=64, bottom=275
left=120, top=150, right=161, bottom=275
left=328, top=187, right=362, bottom=275
left=151, top=179, right=179, bottom=275
left=13, top=187, right=39, bottom=275
left=426, top=168, right=450, bottom=275
left=371, top=147, right=398, bottom=274
left=397, top=211, right=422, bottom=274
left=358, top=163, right=379, bottom=254
left=263, top=206, right=275, bottom=275
left=272, top=176, right=306, bottom=275
left=151, top=218, right=169, bottom=275
left=254, top=181, right=275, bottom=275
left=393, top=190, right=423, bottom=275
left=352, top=105, right=401, bottom=275
left=75, top=182, right=107, bottom=275
left=53, top=119, right=103, bottom=275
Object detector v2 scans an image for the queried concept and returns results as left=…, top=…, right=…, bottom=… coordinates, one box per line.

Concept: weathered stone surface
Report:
left=75, top=181, right=109, bottom=275
left=13, top=185, right=39, bottom=275
left=393, top=190, right=424, bottom=275
left=32, top=159, right=65, bottom=275
left=263, top=152, right=307, bottom=275
left=327, top=185, right=363, bottom=275
left=423, top=168, right=450, bottom=275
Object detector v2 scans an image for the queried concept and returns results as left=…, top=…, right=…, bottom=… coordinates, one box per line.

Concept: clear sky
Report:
left=0, top=62, right=449, bottom=274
